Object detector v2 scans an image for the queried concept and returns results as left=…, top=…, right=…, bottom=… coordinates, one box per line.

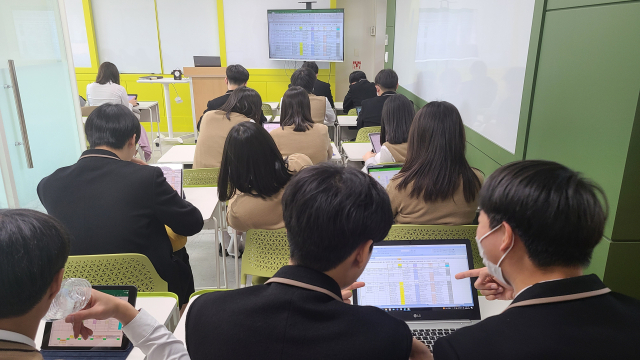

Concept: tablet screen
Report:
left=128, top=95, right=137, bottom=101
left=151, top=163, right=183, bottom=196
left=46, top=289, right=129, bottom=348
left=369, top=133, right=382, bottom=153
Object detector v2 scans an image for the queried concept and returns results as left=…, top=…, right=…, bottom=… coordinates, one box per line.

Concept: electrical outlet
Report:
left=370, top=26, right=376, bottom=36
left=385, top=34, right=388, bottom=46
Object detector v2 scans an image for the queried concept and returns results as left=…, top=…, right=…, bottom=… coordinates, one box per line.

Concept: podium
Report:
left=183, top=67, right=227, bottom=123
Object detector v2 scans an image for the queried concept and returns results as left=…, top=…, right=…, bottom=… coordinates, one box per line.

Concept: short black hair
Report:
left=301, top=61, right=319, bottom=74
left=375, top=69, right=399, bottom=90
left=226, top=64, right=250, bottom=86
left=218, top=86, right=264, bottom=123
left=480, top=160, right=608, bottom=268
left=95, top=62, right=120, bottom=85
left=85, top=103, right=141, bottom=149
left=381, top=93, right=414, bottom=144
left=290, top=67, right=316, bottom=93
left=349, top=71, right=367, bottom=83
left=283, top=164, right=393, bottom=272
left=0, top=209, right=70, bottom=319
left=218, top=122, right=292, bottom=201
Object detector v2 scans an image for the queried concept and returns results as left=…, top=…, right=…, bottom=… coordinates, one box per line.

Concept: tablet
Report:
left=369, top=132, right=381, bottom=153
left=41, top=285, right=137, bottom=351
left=150, top=163, right=183, bottom=197
left=127, top=94, right=137, bottom=101
left=263, top=123, right=281, bottom=133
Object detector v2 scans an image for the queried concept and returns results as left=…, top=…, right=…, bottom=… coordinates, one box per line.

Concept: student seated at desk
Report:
left=86, top=62, right=151, bottom=161
left=194, top=86, right=263, bottom=168
left=198, top=64, right=266, bottom=130
left=290, top=67, right=336, bottom=126
left=301, top=61, right=335, bottom=108
left=38, top=104, right=203, bottom=307
left=442, top=160, right=640, bottom=360
left=219, top=122, right=312, bottom=233
left=271, top=86, right=332, bottom=164
left=386, top=101, right=483, bottom=225
left=343, top=70, right=377, bottom=113
left=356, top=69, right=399, bottom=129
left=362, top=93, right=414, bottom=170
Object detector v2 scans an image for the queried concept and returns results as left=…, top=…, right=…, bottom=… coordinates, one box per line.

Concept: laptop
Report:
left=194, top=56, right=221, bottom=67
left=41, top=285, right=137, bottom=359
left=369, top=132, right=381, bottom=153
left=263, top=122, right=281, bottom=133
left=367, top=164, right=402, bottom=188
left=354, top=240, right=480, bottom=351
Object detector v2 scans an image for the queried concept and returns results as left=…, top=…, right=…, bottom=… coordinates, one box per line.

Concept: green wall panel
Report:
left=547, top=0, right=636, bottom=10
left=604, top=241, right=640, bottom=299
left=584, top=237, right=610, bottom=280
left=466, top=143, right=502, bottom=177
left=524, top=1, right=640, bottom=239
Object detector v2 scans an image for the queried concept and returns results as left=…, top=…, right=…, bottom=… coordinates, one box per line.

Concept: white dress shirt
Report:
left=86, top=82, right=133, bottom=111
left=324, top=98, right=336, bottom=126
left=362, top=145, right=397, bottom=172
left=123, top=309, right=190, bottom=360
left=0, top=329, right=37, bottom=349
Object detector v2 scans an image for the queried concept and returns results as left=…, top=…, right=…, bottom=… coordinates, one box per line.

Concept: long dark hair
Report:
left=280, top=86, right=314, bottom=132
left=218, top=122, right=293, bottom=201
left=95, top=62, right=120, bottom=85
left=395, top=101, right=481, bottom=203
left=218, top=86, right=263, bottom=124
left=380, top=94, right=413, bottom=144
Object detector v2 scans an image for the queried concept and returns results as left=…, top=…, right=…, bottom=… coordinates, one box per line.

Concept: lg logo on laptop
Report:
left=413, top=314, right=421, bottom=318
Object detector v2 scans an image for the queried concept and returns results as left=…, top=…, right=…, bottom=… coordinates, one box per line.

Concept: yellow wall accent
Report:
left=217, top=0, right=227, bottom=67
left=76, top=0, right=99, bottom=73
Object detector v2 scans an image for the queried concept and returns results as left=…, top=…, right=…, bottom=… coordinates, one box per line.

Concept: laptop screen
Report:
left=369, top=132, right=381, bottom=153
left=263, top=123, right=281, bottom=133
left=368, top=165, right=402, bottom=188
left=354, top=240, right=480, bottom=321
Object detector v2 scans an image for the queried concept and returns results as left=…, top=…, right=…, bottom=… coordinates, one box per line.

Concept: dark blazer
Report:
left=186, top=265, right=412, bottom=360
left=434, top=274, right=640, bottom=360
left=37, top=149, right=204, bottom=305
left=313, top=79, right=335, bottom=108
left=343, top=80, right=377, bottom=112
left=199, top=90, right=267, bottom=130
left=356, top=91, right=396, bottom=129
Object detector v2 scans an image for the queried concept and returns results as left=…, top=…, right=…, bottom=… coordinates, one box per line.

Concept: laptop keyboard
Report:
left=412, top=328, right=457, bottom=351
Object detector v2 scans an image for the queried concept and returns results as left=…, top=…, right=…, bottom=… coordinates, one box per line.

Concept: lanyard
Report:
left=265, top=277, right=343, bottom=302
left=79, top=154, right=120, bottom=161
left=504, top=287, right=611, bottom=312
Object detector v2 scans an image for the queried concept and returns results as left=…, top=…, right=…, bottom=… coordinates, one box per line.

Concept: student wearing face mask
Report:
left=442, top=160, right=640, bottom=360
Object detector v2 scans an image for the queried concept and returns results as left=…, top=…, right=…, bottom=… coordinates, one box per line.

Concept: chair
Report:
left=384, top=225, right=483, bottom=269
left=355, top=126, right=381, bottom=142
left=183, top=168, right=225, bottom=288
left=240, top=228, right=289, bottom=287
left=262, top=103, right=275, bottom=122
left=63, top=254, right=168, bottom=292
left=189, top=288, right=230, bottom=300
left=81, top=105, right=98, bottom=117
left=347, top=108, right=358, bottom=116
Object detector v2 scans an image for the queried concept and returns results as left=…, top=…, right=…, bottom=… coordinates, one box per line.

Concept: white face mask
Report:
left=476, top=223, right=514, bottom=287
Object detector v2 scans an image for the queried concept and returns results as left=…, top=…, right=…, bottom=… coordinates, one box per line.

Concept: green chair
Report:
left=347, top=108, right=358, bottom=116
left=384, top=225, right=482, bottom=269
left=64, top=254, right=168, bottom=292
left=240, top=228, right=289, bottom=287
left=355, top=126, right=381, bottom=142
left=189, top=288, right=230, bottom=300
left=183, top=168, right=220, bottom=187
left=262, top=103, right=275, bottom=122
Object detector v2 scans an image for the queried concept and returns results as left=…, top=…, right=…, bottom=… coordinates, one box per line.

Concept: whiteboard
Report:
left=156, top=0, right=220, bottom=73
left=223, top=0, right=331, bottom=69
left=393, top=0, right=535, bottom=153
left=91, top=0, right=161, bottom=73
left=63, top=0, right=91, bottom=67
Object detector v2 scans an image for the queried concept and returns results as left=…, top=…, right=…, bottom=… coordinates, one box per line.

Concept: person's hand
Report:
left=130, top=157, right=147, bottom=165
left=129, top=98, right=138, bottom=106
left=455, top=267, right=515, bottom=300
left=65, top=289, right=139, bottom=340
left=341, top=282, right=365, bottom=304
left=410, top=338, right=433, bottom=360
left=362, top=151, right=376, bottom=161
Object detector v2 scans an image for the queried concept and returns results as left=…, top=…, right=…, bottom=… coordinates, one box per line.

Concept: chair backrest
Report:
left=81, top=105, right=99, bottom=117
left=183, top=168, right=220, bottom=187
left=347, top=108, right=358, bottom=116
left=240, top=228, right=289, bottom=285
left=261, top=103, right=274, bottom=121
left=189, top=288, right=230, bottom=300
left=384, top=225, right=482, bottom=269
left=64, top=253, right=168, bottom=292
left=355, top=126, right=381, bottom=142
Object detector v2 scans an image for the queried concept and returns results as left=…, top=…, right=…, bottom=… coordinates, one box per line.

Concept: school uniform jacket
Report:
left=185, top=265, right=413, bottom=360
left=434, top=274, right=640, bottom=360
left=198, top=90, right=267, bottom=130
left=0, top=340, right=42, bottom=360
left=343, top=80, right=377, bottom=112
left=356, top=91, right=396, bottom=129
left=270, top=124, right=333, bottom=164
left=194, top=110, right=251, bottom=169
left=313, top=78, right=335, bottom=108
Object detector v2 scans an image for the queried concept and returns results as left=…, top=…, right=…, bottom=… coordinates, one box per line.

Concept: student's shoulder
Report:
left=471, top=168, right=485, bottom=183
left=352, top=305, right=412, bottom=336
left=286, top=153, right=313, bottom=171
left=190, top=286, right=264, bottom=311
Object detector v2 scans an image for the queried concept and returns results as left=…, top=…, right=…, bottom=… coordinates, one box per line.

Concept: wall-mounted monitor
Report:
left=267, top=9, right=344, bottom=62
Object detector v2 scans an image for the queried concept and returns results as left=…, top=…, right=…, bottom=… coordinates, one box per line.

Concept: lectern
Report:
left=183, top=67, right=227, bottom=124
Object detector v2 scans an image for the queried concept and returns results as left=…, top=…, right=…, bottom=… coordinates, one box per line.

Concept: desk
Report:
left=336, top=116, right=358, bottom=145
left=173, top=295, right=511, bottom=345
left=184, top=187, right=218, bottom=221
left=342, top=142, right=372, bottom=162
left=157, top=145, right=196, bottom=164
left=137, top=78, right=195, bottom=143
left=137, top=101, right=161, bottom=147
left=271, top=116, right=280, bottom=123
left=36, top=296, right=179, bottom=360
left=331, top=143, right=342, bottom=163
left=335, top=102, right=343, bottom=111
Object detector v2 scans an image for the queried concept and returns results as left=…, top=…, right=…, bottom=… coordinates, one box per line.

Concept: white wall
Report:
left=223, top=0, right=331, bottom=69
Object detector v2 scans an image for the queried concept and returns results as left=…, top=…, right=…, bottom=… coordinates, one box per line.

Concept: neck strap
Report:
left=79, top=154, right=120, bottom=161
left=265, top=277, right=343, bottom=302
left=504, top=287, right=611, bottom=312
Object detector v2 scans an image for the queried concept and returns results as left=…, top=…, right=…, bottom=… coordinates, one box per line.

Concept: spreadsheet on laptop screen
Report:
left=357, top=245, right=474, bottom=309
